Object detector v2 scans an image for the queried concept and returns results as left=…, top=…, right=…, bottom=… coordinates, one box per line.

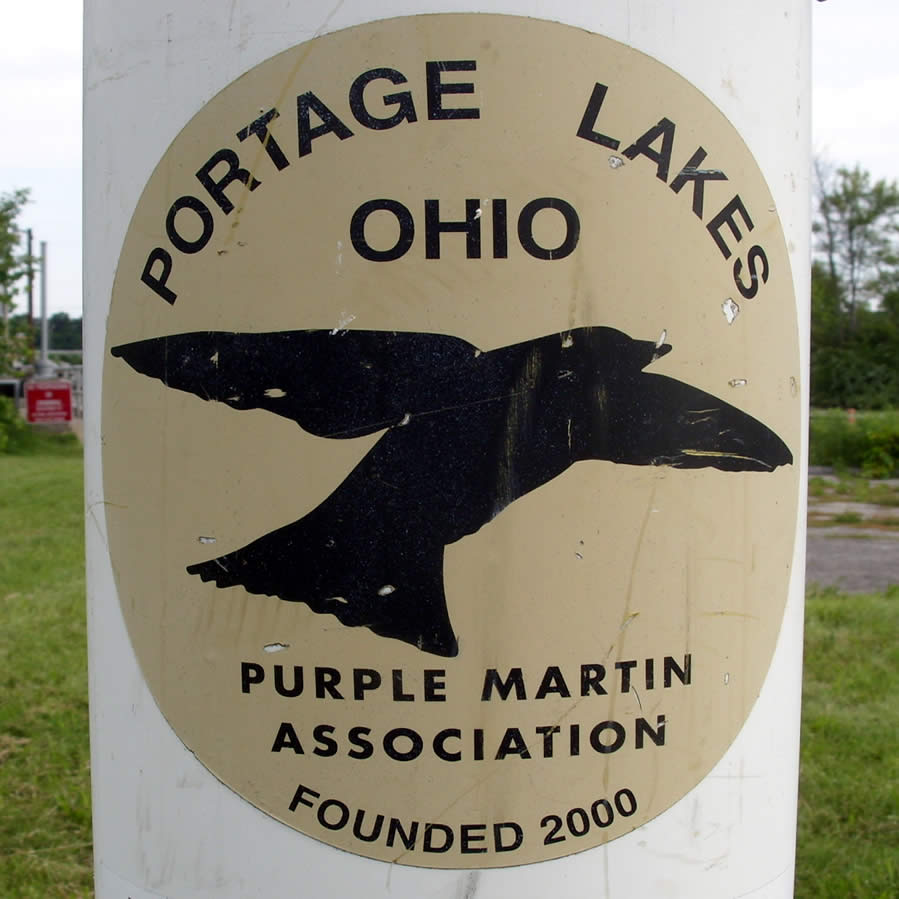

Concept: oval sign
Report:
left=103, top=14, right=800, bottom=868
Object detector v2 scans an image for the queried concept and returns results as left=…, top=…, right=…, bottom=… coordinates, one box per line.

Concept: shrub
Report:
left=809, top=409, right=899, bottom=476
left=0, top=395, right=31, bottom=453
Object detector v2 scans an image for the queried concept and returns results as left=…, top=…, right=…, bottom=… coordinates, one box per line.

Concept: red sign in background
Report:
left=26, top=380, right=73, bottom=423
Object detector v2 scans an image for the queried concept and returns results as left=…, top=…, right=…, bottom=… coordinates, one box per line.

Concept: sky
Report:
left=2, top=1, right=898, bottom=319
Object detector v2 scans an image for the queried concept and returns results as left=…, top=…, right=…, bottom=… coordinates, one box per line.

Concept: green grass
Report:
left=0, top=440, right=896, bottom=896
left=797, top=585, right=899, bottom=898
left=810, top=408, right=899, bottom=476
left=809, top=474, right=899, bottom=507
left=0, top=432, right=92, bottom=897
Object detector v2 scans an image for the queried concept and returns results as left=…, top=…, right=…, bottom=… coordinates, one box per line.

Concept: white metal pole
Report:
left=85, top=3, right=809, bottom=897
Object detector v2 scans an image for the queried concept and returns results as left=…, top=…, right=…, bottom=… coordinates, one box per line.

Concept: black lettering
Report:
left=386, top=818, right=418, bottom=850
left=707, top=195, right=754, bottom=259
left=296, top=92, right=354, bottom=156
left=535, top=666, right=571, bottom=699
left=271, top=722, right=304, bottom=754
left=615, top=660, right=637, bottom=692
left=425, top=198, right=481, bottom=259
left=645, top=658, right=655, bottom=690
left=383, top=727, right=424, bottom=761
left=348, top=726, right=374, bottom=760
left=460, top=823, right=487, bottom=854
left=622, top=118, right=677, bottom=182
left=274, top=664, right=303, bottom=697
left=473, top=728, right=484, bottom=760
left=536, top=725, right=560, bottom=757
left=352, top=809, right=385, bottom=842
left=494, top=821, right=524, bottom=852
left=426, top=60, right=479, bottom=120
left=318, top=798, right=350, bottom=831
left=589, top=721, right=627, bottom=754
left=237, top=107, right=290, bottom=170
left=349, top=68, right=418, bottom=130
left=495, top=727, right=531, bottom=760
left=315, top=667, right=343, bottom=699
left=570, top=723, right=580, bottom=756
left=140, top=247, right=177, bottom=305
left=350, top=199, right=414, bottom=262
left=733, top=245, right=770, bottom=299
left=669, top=147, right=728, bottom=218
left=541, top=814, right=565, bottom=844
left=492, top=198, right=508, bottom=258
left=313, top=724, right=338, bottom=757
left=635, top=714, right=666, bottom=748
left=517, top=198, right=580, bottom=260
left=165, top=196, right=214, bottom=254
left=423, top=669, right=447, bottom=701
left=392, top=670, right=414, bottom=701
left=353, top=668, right=381, bottom=700
left=433, top=728, right=462, bottom=762
left=423, top=823, right=454, bottom=852
left=575, top=83, right=621, bottom=150
left=240, top=661, right=264, bottom=693
left=481, top=668, right=526, bottom=701
left=288, top=783, right=319, bottom=812
left=580, top=663, right=607, bottom=696
left=195, top=148, right=260, bottom=216
left=664, top=653, right=692, bottom=687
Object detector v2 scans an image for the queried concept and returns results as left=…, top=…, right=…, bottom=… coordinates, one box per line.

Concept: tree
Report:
left=811, top=162, right=899, bottom=408
left=48, top=312, right=83, bottom=350
left=813, top=161, right=899, bottom=335
left=0, top=189, right=34, bottom=375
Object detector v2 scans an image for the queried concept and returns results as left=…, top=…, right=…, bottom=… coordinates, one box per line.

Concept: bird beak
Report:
left=602, top=372, right=793, bottom=473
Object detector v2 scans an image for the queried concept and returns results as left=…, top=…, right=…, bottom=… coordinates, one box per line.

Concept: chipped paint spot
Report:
left=198, top=536, right=217, bottom=545
left=327, top=596, right=348, bottom=604
left=264, top=387, right=286, bottom=398
left=561, top=333, right=574, bottom=348
left=398, top=412, right=411, bottom=426
left=377, top=584, right=396, bottom=596
left=330, top=312, right=356, bottom=335
left=724, top=672, right=730, bottom=685
left=722, top=297, right=740, bottom=324
left=263, top=642, right=290, bottom=653
left=608, top=155, right=625, bottom=169
left=656, top=328, right=668, bottom=347
left=209, top=351, right=219, bottom=365
left=790, top=376, right=798, bottom=397
left=728, top=378, right=748, bottom=388
left=473, top=207, right=483, bottom=220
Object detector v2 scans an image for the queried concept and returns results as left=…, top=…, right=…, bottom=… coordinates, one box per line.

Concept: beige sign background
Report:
left=103, top=14, right=800, bottom=868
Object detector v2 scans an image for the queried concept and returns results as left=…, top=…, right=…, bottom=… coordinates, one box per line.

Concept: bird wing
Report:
left=110, top=329, right=481, bottom=439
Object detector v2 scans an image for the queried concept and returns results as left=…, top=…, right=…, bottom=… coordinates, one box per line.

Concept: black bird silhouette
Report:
left=111, top=326, right=792, bottom=657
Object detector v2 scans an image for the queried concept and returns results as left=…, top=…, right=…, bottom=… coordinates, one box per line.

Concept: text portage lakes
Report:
left=139, top=61, right=771, bottom=305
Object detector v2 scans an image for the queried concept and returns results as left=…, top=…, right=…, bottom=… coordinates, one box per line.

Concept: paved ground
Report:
left=806, top=469, right=899, bottom=593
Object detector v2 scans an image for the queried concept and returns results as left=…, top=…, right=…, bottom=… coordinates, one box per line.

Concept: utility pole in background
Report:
left=26, top=227, right=34, bottom=326
left=35, top=240, right=52, bottom=377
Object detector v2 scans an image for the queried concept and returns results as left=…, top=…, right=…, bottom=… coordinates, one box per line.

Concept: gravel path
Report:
left=806, top=529, right=899, bottom=593
left=806, top=468, right=899, bottom=592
